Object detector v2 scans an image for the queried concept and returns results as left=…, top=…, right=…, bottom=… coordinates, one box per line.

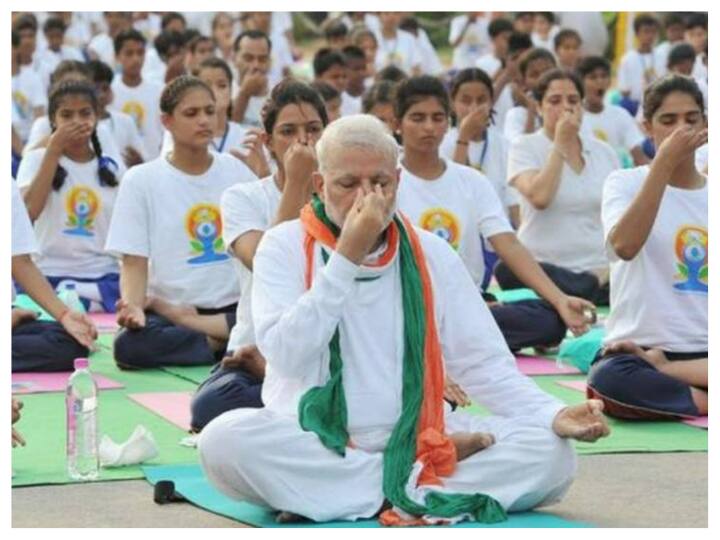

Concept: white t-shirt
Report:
left=141, top=46, right=167, bottom=85
left=268, top=32, right=295, bottom=83
left=475, top=53, right=502, bottom=78
left=602, top=167, right=707, bottom=351
left=398, top=160, right=513, bottom=287
left=87, top=33, right=115, bottom=68
left=100, top=110, right=147, bottom=162
left=12, top=180, right=37, bottom=257
left=374, top=29, right=420, bottom=74
left=617, top=49, right=659, bottom=102
left=503, top=106, right=541, bottom=142
left=692, top=54, right=708, bottom=86
left=416, top=28, right=443, bottom=76
left=695, top=144, right=708, bottom=173
left=439, top=126, right=518, bottom=213
left=22, top=117, right=123, bottom=163
left=35, top=45, right=85, bottom=91
left=340, top=93, right=362, bottom=117
left=507, top=130, right=620, bottom=272
left=492, top=85, right=514, bottom=133
left=230, top=84, right=268, bottom=129
left=221, top=175, right=283, bottom=351
left=653, top=40, right=682, bottom=77
left=12, top=69, right=46, bottom=143
left=110, top=78, right=164, bottom=160
left=160, top=121, right=248, bottom=157
left=581, top=104, right=645, bottom=155
left=449, top=15, right=490, bottom=69
left=16, top=148, right=125, bottom=277
left=105, top=153, right=257, bottom=308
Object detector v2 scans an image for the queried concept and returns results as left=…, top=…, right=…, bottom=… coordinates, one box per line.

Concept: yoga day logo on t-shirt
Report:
left=12, top=90, right=30, bottom=119
left=185, top=203, right=230, bottom=265
left=122, top=101, right=146, bottom=131
left=418, top=207, right=461, bottom=250
left=592, top=128, right=609, bottom=143
left=673, top=225, right=708, bottom=293
left=64, top=185, right=100, bottom=237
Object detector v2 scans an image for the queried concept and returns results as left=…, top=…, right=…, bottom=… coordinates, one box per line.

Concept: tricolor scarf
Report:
left=297, top=196, right=507, bottom=526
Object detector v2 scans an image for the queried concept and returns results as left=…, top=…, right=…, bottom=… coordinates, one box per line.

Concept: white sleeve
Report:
left=15, top=150, right=44, bottom=190
left=432, top=237, right=566, bottom=428
left=220, top=183, right=267, bottom=253
left=601, top=169, right=636, bottom=261
left=617, top=108, right=645, bottom=149
left=502, top=108, right=527, bottom=142
left=252, top=227, right=361, bottom=378
left=104, top=170, right=151, bottom=257
left=472, top=172, right=514, bottom=238
left=223, top=153, right=259, bottom=184
left=507, top=135, right=542, bottom=184
left=617, top=54, right=633, bottom=93
left=11, top=181, right=37, bottom=256
left=23, top=117, right=50, bottom=154
left=449, top=16, right=465, bottom=44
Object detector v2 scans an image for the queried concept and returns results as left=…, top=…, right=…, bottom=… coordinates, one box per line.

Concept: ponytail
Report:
left=90, top=130, right=119, bottom=187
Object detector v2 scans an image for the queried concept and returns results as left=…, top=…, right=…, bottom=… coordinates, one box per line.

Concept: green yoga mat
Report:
left=12, top=334, right=200, bottom=487
left=143, top=464, right=591, bottom=528
left=160, top=365, right=212, bottom=385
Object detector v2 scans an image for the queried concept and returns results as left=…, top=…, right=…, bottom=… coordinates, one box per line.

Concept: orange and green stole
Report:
left=297, top=196, right=507, bottom=526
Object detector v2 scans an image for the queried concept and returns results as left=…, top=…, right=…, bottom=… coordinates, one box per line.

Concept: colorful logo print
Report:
left=64, top=186, right=100, bottom=237
left=122, top=101, right=146, bottom=131
left=185, top=203, right=229, bottom=265
left=673, top=225, right=708, bottom=293
left=418, top=207, right=461, bottom=250
left=12, top=91, right=30, bottom=119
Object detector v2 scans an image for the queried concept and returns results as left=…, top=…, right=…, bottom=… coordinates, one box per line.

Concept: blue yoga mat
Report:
left=143, top=464, right=592, bottom=528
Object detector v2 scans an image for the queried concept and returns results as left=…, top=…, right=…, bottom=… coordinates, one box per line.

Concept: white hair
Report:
left=315, top=114, right=399, bottom=174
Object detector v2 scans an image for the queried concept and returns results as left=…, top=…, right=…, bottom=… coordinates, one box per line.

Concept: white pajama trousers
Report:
left=198, top=408, right=577, bottom=523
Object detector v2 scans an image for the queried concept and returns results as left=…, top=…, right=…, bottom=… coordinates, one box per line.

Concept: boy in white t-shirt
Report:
left=231, top=30, right=272, bottom=129
left=398, top=16, right=443, bottom=76
left=12, top=181, right=97, bottom=372
left=588, top=75, right=707, bottom=420
left=653, top=13, right=687, bottom=78
left=374, top=12, right=421, bottom=76
left=684, top=13, right=708, bottom=86
left=553, top=29, right=582, bottom=72
left=577, top=56, right=649, bottom=166
left=110, top=29, right=164, bottom=160
left=35, top=16, right=84, bottom=92
left=449, top=12, right=490, bottom=69
left=474, top=18, right=513, bottom=78
left=87, top=12, right=133, bottom=68
left=616, top=14, right=661, bottom=114
left=106, top=76, right=257, bottom=370
left=11, top=31, right=46, bottom=145
left=531, top=12, right=560, bottom=51
left=312, top=48, right=360, bottom=117
left=488, top=31, right=533, bottom=134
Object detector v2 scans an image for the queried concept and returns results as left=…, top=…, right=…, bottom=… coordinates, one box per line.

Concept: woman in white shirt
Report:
left=106, top=75, right=258, bottom=370
left=395, top=75, right=595, bottom=354
left=190, top=80, right=330, bottom=431
left=501, top=69, right=621, bottom=305
left=588, top=75, right=708, bottom=420
left=17, top=80, right=125, bottom=313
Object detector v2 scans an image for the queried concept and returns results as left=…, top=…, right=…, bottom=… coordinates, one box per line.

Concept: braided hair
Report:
left=48, top=80, right=118, bottom=191
left=159, top=74, right=214, bottom=115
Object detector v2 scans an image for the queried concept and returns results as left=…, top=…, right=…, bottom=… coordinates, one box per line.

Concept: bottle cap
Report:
left=74, top=358, right=89, bottom=370
left=66, top=283, right=76, bottom=290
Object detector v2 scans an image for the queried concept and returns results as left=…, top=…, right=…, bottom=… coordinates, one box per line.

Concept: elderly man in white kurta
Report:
left=198, top=115, right=610, bottom=526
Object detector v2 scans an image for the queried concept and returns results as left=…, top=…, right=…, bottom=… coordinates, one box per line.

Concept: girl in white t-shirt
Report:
left=440, top=68, right=519, bottom=227
left=12, top=180, right=97, bottom=372
left=588, top=75, right=708, bottom=420
left=361, top=81, right=399, bottom=140
left=16, top=80, right=125, bottom=313
left=503, top=69, right=621, bottom=306
left=191, top=80, right=331, bottom=431
left=106, top=75, right=258, bottom=370
left=395, top=76, right=596, bottom=353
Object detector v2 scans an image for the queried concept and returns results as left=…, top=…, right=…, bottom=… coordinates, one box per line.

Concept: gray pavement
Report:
left=12, top=452, right=707, bottom=528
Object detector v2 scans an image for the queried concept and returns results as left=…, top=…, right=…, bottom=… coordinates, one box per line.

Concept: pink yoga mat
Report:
left=128, top=392, right=193, bottom=431
left=89, top=312, right=119, bottom=331
left=516, top=355, right=581, bottom=376
left=11, top=371, right=124, bottom=394
left=555, top=380, right=709, bottom=429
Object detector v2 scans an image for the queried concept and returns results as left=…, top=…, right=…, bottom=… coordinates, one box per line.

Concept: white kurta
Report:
left=199, top=219, right=576, bottom=522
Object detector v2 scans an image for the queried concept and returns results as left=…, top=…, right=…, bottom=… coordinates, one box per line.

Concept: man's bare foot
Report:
left=450, top=432, right=495, bottom=462
left=276, top=510, right=310, bottom=523
left=221, top=345, right=267, bottom=379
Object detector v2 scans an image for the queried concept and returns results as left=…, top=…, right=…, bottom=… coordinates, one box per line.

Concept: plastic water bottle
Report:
left=59, top=282, right=85, bottom=313
left=66, top=358, right=99, bottom=481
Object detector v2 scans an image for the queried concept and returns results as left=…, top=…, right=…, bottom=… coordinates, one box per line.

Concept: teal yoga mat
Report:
left=143, top=464, right=592, bottom=528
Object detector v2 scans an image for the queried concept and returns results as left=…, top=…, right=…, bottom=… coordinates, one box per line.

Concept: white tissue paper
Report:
left=99, top=425, right=159, bottom=467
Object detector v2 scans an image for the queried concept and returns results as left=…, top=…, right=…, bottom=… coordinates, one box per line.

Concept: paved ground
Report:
left=13, top=452, right=707, bottom=528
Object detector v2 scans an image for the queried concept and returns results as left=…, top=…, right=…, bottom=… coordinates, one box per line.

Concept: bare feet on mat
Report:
left=450, top=432, right=495, bottom=462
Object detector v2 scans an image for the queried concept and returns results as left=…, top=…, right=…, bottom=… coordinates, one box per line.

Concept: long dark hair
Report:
left=48, top=80, right=118, bottom=191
